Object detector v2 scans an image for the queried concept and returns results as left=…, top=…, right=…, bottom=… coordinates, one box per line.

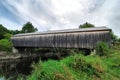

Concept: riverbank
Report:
left=0, top=51, right=21, bottom=60
left=1, top=49, right=120, bottom=80
left=0, top=51, right=40, bottom=61
left=0, top=53, right=40, bottom=80
left=26, top=51, right=120, bottom=80
left=0, top=51, right=64, bottom=62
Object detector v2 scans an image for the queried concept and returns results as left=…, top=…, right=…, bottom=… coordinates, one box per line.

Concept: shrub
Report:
left=70, top=56, right=96, bottom=76
left=0, top=39, right=12, bottom=52
left=95, top=42, right=110, bottom=56
left=25, top=52, right=120, bottom=80
left=4, top=33, right=12, bottom=40
left=28, top=60, right=76, bottom=80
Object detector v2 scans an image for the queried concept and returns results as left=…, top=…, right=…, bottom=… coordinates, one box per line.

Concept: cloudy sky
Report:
left=0, top=0, right=120, bottom=36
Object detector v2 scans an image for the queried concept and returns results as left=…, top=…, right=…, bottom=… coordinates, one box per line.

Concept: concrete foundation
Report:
left=12, top=47, right=18, bottom=53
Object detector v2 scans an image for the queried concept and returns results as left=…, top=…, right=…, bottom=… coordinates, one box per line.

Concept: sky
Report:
left=0, top=0, right=120, bottom=37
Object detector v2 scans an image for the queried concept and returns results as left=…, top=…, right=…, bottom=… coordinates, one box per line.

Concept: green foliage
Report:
left=21, top=22, right=38, bottom=33
left=101, top=52, right=120, bottom=80
left=28, top=60, right=75, bottom=80
left=79, top=22, right=95, bottom=28
left=17, top=75, right=26, bottom=80
left=10, top=22, right=38, bottom=34
left=10, top=30, right=22, bottom=35
left=0, top=39, right=12, bottom=52
left=118, top=38, right=120, bottom=42
left=0, top=24, right=13, bottom=52
left=110, top=31, right=120, bottom=50
left=18, top=50, right=120, bottom=80
left=68, top=55, right=106, bottom=79
left=95, top=42, right=110, bottom=56
left=0, top=24, right=11, bottom=39
left=4, top=33, right=12, bottom=40
left=70, top=56, right=97, bottom=76
left=110, top=31, right=118, bottom=44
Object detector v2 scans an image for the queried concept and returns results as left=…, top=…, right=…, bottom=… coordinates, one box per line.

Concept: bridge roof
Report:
left=13, top=26, right=111, bottom=37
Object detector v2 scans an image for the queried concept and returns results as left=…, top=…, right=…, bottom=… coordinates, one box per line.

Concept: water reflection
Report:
left=0, top=57, right=39, bottom=80
left=0, top=77, right=5, bottom=80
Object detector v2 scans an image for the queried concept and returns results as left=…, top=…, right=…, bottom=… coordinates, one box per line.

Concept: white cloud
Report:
left=51, top=0, right=83, bottom=15
left=0, top=0, right=120, bottom=37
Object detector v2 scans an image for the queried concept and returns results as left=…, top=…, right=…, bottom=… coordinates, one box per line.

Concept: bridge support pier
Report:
left=12, top=47, right=18, bottom=53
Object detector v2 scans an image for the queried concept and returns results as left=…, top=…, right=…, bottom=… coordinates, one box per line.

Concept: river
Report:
left=0, top=57, right=40, bottom=80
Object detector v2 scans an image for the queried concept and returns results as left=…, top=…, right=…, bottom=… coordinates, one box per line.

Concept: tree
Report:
left=118, top=38, right=120, bottom=42
left=21, top=22, right=38, bottom=33
left=79, top=22, right=95, bottom=28
left=110, top=31, right=118, bottom=44
left=0, top=39, right=12, bottom=52
left=0, top=24, right=11, bottom=39
left=95, top=42, right=110, bottom=56
left=10, top=30, right=22, bottom=35
left=4, top=33, right=12, bottom=40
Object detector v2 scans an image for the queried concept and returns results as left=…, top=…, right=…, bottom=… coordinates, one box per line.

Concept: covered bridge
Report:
left=11, top=27, right=111, bottom=50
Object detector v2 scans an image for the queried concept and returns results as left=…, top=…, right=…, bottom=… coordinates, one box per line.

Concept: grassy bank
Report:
left=18, top=50, right=120, bottom=80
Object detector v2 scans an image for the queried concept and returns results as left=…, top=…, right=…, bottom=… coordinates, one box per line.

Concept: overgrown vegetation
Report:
left=21, top=22, right=38, bottom=33
left=24, top=49, right=120, bottom=80
left=0, top=39, right=12, bottom=52
left=0, top=22, right=120, bottom=80
left=0, top=22, right=38, bottom=52
left=17, top=41, right=120, bottom=80
left=79, top=22, right=95, bottom=28
left=95, top=42, right=110, bottom=56
left=17, top=39, right=120, bottom=80
left=0, top=24, right=11, bottom=39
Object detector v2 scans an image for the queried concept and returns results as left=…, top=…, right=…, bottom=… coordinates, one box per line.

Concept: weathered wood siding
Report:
left=11, top=27, right=111, bottom=49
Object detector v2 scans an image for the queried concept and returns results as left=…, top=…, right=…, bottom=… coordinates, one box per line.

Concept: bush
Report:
left=95, top=42, right=110, bottom=56
left=24, top=51, right=120, bottom=80
left=4, top=33, right=12, bottom=40
left=28, top=60, right=76, bottom=80
left=0, top=39, right=12, bottom=52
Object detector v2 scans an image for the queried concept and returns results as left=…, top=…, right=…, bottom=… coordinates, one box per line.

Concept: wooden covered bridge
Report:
left=11, top=27, right=111, bottom=53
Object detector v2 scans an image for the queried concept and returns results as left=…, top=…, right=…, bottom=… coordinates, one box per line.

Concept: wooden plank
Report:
left=11, top=30, right=111, bottom=49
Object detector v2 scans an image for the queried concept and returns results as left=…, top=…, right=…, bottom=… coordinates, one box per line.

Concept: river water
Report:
left=0, top=57, right=40, bottom=80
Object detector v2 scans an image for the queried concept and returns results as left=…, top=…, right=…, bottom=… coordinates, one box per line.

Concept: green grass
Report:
left=25, top=50, right=120, bottom=80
